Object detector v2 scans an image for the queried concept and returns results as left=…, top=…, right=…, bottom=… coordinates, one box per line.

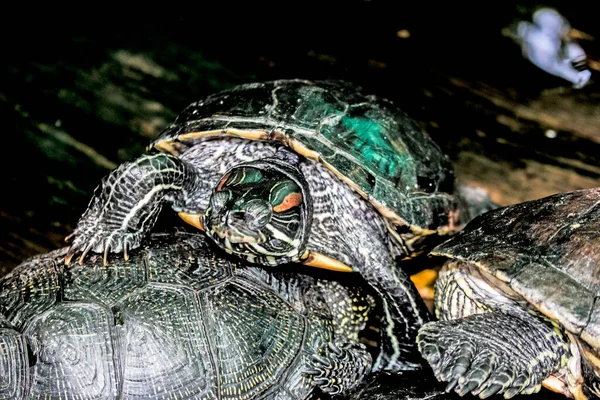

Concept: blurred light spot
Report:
left=368, top=59, right=387, bottom=69
left=396, top=29, right=411, bottom=39
left=259, top=56, right=276, bottom=68
left=545, top=129, right=557, bottom=139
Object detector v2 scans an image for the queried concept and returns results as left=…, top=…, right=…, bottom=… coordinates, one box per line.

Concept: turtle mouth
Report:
left=210, top=224, right=267, bottom=244
left=206, top=208, right=269, bottom=245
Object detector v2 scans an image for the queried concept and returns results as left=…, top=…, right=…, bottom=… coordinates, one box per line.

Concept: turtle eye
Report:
left=244, top=199, right=272, bottom=230
left=210, top=191, right=231, bottom=212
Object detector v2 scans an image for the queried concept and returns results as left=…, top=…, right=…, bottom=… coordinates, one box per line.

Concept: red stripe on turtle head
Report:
left=273, top=192, right=303, bottom=213
left=216, top=172, right=231, bottom=191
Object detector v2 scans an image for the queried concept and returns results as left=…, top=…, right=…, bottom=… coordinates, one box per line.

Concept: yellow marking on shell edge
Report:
left=178, top=212, right=205, bottom=231
left=300, top=250, right=354, bottom=273
left=581, top=346, right=600, bottom=370
left=431, top=253, right=514, bottom=287
left=179, top=128, right=271, bottom=142
left=152, top=140, right=179, bottom=156
left=155, top=128, right=449, bottom=236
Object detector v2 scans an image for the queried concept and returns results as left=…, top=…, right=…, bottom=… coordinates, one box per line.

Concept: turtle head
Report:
left=204, top=158, right=313, bottom=266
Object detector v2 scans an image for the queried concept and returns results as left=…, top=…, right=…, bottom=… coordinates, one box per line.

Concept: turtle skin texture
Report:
left=0, top=232, right=378, bottom=400
left=418, top=187, right=600, bottom=399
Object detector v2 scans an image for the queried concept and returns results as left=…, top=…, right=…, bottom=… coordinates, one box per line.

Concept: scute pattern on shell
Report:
left=0, top=232, right=364, bottom=399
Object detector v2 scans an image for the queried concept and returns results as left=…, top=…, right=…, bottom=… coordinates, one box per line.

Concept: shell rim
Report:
left=430, top=249, right=593, bottom=339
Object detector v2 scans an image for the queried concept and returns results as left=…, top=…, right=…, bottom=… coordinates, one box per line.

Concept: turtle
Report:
left=0, top=231, right=381, bottom=399
left=64, top=79, right=494, bottom=371
left=416, top=187, right=600, bottom=399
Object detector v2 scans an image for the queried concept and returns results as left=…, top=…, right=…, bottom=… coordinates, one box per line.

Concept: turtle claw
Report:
left=303, top=368, right=322, bottom=376
left=327, top=342, right=343, bottom=355
left=504, top=386, right=524, bottom=399
left=64, top=246, right=76, bottom=265
left=418, top=317, right=550, bottom=399
left=306, top=341, right=371, bottom=395
left=64, top=232, right=76, bottom=243
left=63, top=227, right=144, bottom=266
left=78, top=243, right=94, bottom=265
left=445, top=378, right=459, bottom=393
left=456, top=380, right=480, bottom=396
left=479, top=383, right=503, bottom=399
left=311, top=354, right=329, bottom=366
left=103, top=243, right=112, bottom=266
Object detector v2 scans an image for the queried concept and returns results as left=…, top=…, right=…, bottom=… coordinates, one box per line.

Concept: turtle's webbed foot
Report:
left=418, top=319, right=544, bottom=399
left=65, top=224, right=144, bottom=266
left=305, top=341, right=372, bottom=395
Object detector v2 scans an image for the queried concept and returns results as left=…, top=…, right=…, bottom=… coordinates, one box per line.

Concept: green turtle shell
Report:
left=432, top=187, right=600, bottom=356
left=151, top=80, right=457, bottom=234
left=0, top=232, right=370, bottom=399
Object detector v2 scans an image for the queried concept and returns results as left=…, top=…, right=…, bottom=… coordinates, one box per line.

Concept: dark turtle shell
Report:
left=151, top=80, right=457, bottom=234
left=0, top=232, right=370, bottom=399
left=432, top=187, right=600, bottom=359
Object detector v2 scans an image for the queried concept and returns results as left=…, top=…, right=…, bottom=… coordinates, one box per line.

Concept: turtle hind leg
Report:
left=417, top=310, right=571, bottom=398
left=305, top=341, right=372, bottom=395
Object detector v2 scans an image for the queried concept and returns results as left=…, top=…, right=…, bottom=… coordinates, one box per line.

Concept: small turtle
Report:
left=65, top=79, right=492, bottom=370
left=0, top=232, right=378, bottom=399
left=417, top=187, right=600, bottom=399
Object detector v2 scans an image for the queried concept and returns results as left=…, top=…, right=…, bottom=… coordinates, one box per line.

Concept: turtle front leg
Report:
left=306, top=341, right=372, bottom=395
left=417, top=310, right=571, bottom=398
left=66, top=153, right=201, bottom=265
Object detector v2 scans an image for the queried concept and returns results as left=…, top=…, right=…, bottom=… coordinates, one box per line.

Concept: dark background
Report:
left=1, top=2, right=598, bottom=398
